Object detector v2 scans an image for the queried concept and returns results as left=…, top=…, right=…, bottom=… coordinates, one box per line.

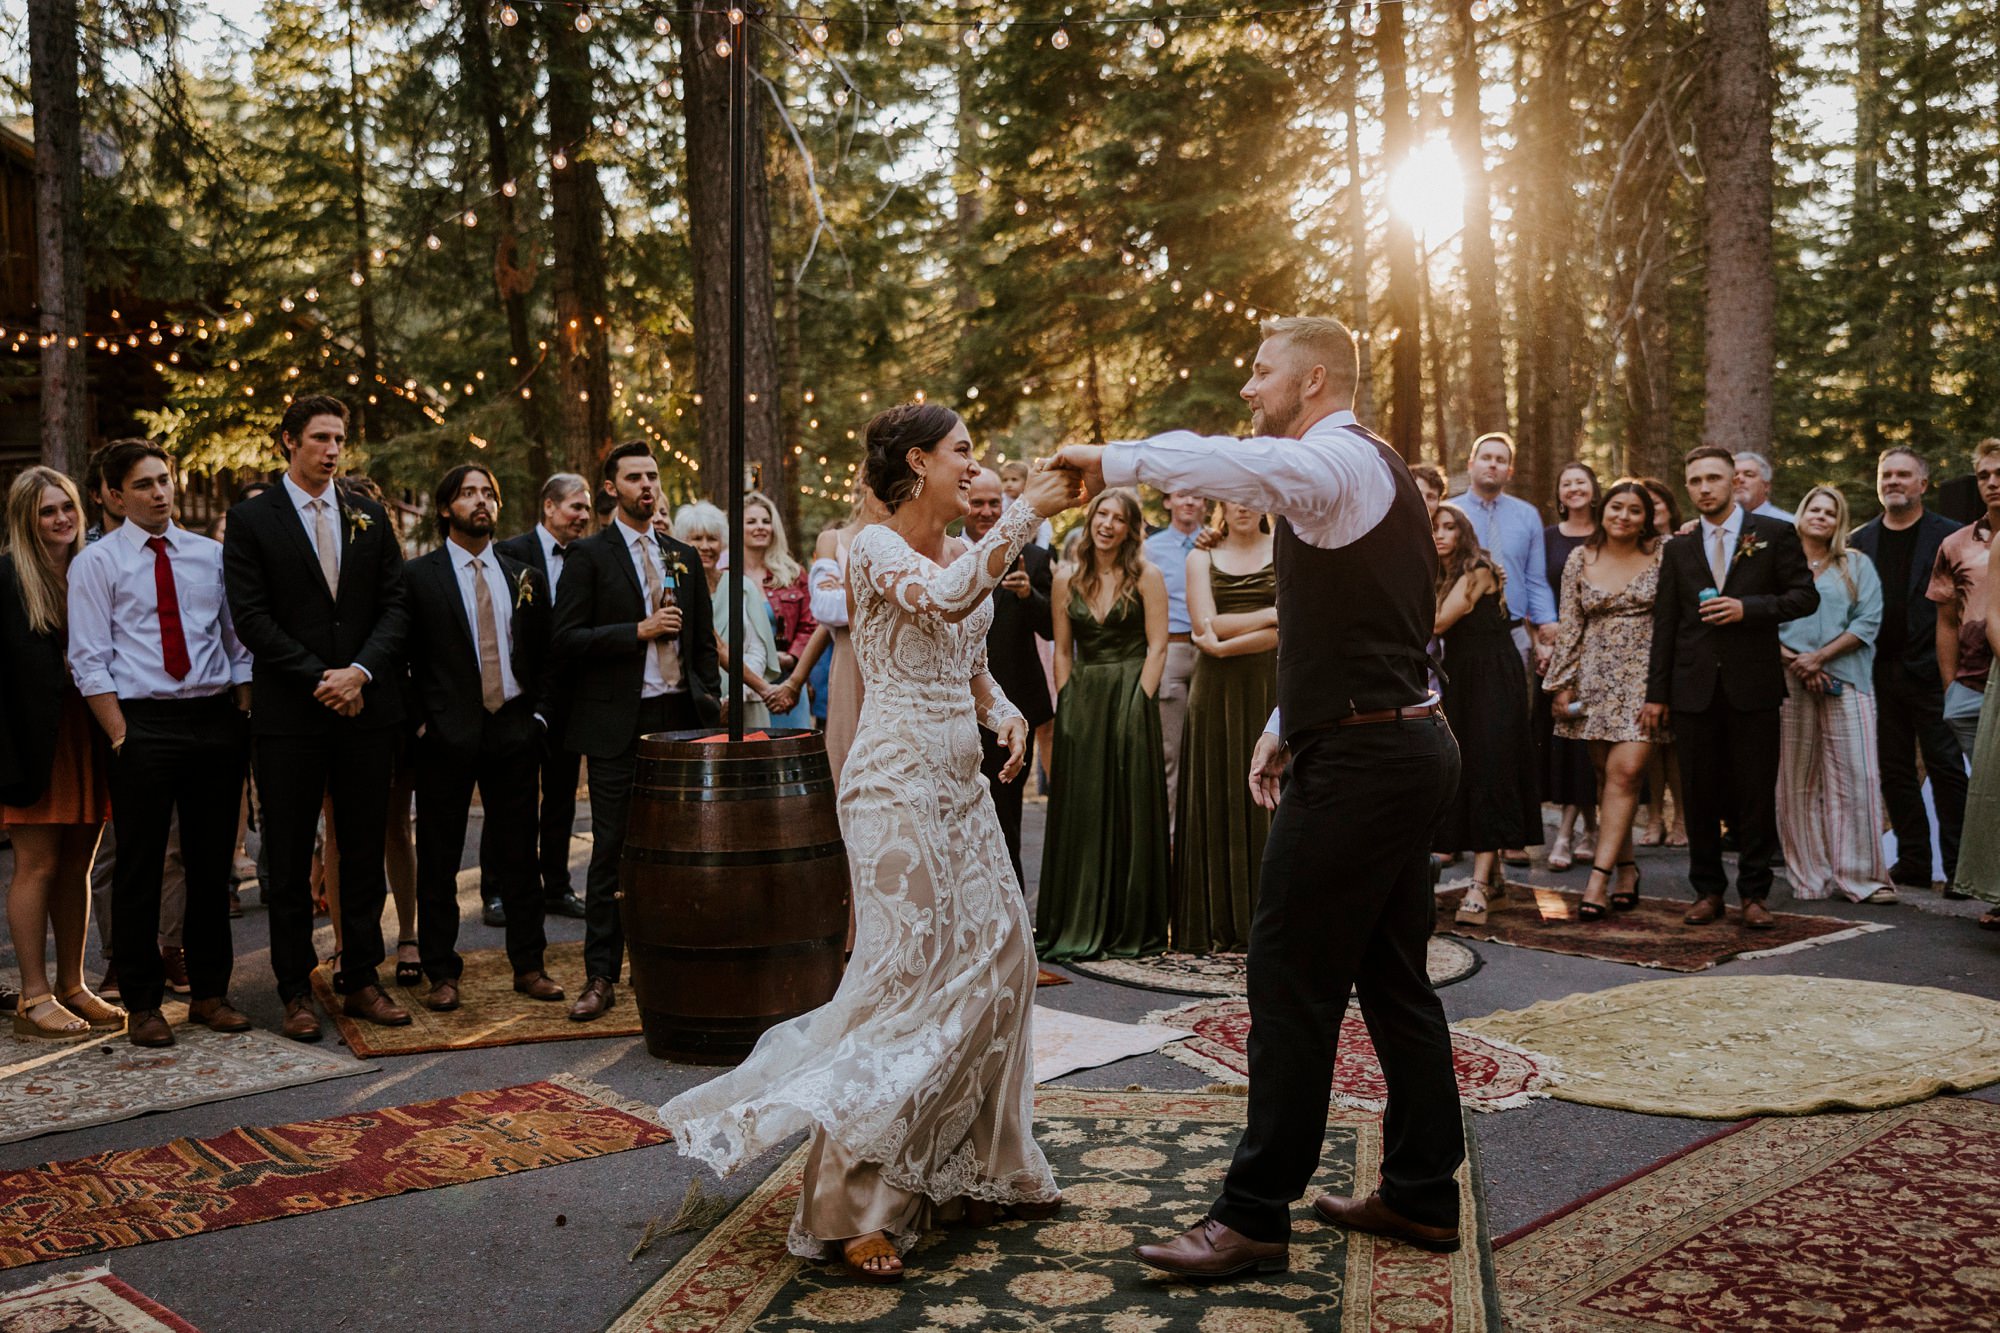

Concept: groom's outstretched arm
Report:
left=1052, top=430, right=1380, bottom=535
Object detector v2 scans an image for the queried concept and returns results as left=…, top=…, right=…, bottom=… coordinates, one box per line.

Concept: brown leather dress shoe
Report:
left=282, top=995, right=323, bottom=1042
left=343, top=984, right=413, bottom=1027
left=188, top=997, right=253, bottom=1033
left=1741, top=900, right=1776, bottom=929
left=514, top=971, right=566, bottom=1002
left=424, top=980, right=461, bottom=1012
left=567, top=976, right=616, bottom=1022
left=128, top=1008, right=175, bottom=1049
left=1133, top=1218, right=1287, bottom=1280
left=1683, top=895, right=1726, bottom=925
left=1312, top=1192, right=1461, bottom=1253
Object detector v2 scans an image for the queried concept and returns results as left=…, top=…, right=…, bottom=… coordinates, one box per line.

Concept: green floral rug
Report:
left=608, top=1088, right=1500, bottom=1332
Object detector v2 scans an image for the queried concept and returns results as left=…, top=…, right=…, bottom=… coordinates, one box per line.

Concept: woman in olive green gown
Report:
left=1036, top=488, right=1171, bottom=962
left=1173, top=502, right=1277, bottom=953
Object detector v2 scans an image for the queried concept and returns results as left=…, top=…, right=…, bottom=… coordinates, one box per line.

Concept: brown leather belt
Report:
left=1167, top=632, right=1192, bottom=644
left=1336, top=697, right=1443, bottom=727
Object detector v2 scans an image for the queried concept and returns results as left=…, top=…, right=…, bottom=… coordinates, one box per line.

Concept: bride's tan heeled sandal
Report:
left=60, top=988, right=128, bottom=1030
left=13, top=994, right=90, bottom=1039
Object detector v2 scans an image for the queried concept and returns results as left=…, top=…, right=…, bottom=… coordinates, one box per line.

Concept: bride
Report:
left=660, top=402, right=1084, bottom=1283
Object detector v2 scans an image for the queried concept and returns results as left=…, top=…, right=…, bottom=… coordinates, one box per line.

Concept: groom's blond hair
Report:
left=1259, top=316, right=1359, bottom=404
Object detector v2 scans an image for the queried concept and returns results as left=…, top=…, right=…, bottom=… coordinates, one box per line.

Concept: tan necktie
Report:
left=637, top=536, right=682, bottom=688
left=471, top=557, right=506, bottom=712
left=1708, top=525, right=1730, bottom=591
left=312, top=499, right=339, bottom=596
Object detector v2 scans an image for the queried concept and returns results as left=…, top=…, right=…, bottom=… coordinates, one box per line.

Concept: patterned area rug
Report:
left=0, top=1265, right=199, bottom=1332
left=1071, top=936, right=1481, bottom=996
left=1032, top=1006, right=1190, bottom=1083
left=609, top=1088, right=1500, bottom=1332
left=0, top=1075, right=669, bottom=1271
left=1459, top=975, right=2000, bottom=1118
left=0, top=1021, right=371, bottom=1146
left=1144, top=998, right=1559, bottom=1113
left=1435, top=878, right=1889, bottom=972
left=1497, top=1098, right=2000, bottom=1331
left=310, top=938, right=641, bottom=1057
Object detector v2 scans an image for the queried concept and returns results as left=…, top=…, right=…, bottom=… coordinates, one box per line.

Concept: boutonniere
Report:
left=665, top=552, right=690, bottom=582
left=346, top=509, right=373, bottom=543
left=1734, top=531, right=1768, bottom=562
left=513, top=569, right=535, bottom=609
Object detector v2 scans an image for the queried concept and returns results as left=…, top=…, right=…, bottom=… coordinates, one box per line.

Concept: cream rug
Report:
left=1031, top=1005, right=1190, bottom=1083
left=1459, top=975, right=2000, bottom=1118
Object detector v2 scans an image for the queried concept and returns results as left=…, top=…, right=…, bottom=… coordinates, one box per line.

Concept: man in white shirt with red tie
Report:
left=68, top=441, right=254, bottom=1049
left=1054, top=316, right=1465, bottom=1278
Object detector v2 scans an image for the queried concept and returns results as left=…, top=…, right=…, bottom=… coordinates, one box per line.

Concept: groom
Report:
left=1054, top=316, right=1466, bottom=1277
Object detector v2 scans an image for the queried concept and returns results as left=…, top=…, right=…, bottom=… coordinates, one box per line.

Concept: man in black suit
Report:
left=551, top=441, right=720, bottom=1021
left=223, top=394, right=412, bottom=1040
left=404, top=465, right=566, bottom=1013
left=490, top=472, right=594, bottom=926
left=964, top=469, right=1053, bottom=887
left=1644, top=444, right=1820, bottom=929
left=1849, top=447, right=1967, bottom=891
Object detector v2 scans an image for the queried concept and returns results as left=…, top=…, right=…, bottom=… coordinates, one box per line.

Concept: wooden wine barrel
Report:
left=619, top=728, right=851, bottom=1064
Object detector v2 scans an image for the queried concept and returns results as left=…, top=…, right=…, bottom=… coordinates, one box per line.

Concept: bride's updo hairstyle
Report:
left=863, top=402, right=962, bottom=512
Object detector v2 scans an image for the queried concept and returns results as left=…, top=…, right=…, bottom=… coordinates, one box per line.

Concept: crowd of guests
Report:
left=6, top=395, right=1997, bottom=1042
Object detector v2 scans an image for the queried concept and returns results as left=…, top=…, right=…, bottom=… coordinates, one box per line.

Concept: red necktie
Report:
left=146, top=536, right=192, bottom=681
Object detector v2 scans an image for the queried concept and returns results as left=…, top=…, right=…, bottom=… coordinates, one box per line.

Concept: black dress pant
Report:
left=107, top=695, right=248, bottom=1013
left=256, top=725, right=395, bottom=1001
left=580, top=693, right=700, bottom=982
left=979, top=730, right=1029, bottom=891
left=1211, top=714, right=1464, bottom=1241
left=476, top=724, right=579, bottom=905
left=1674, top=702, right=1782, bottom=901
left=1874, top=668, right=1967, bottom=883
left=415, top=700, right=546, bottom=981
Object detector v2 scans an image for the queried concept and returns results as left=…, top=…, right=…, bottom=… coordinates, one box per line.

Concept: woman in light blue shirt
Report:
left=1777, top=485, right=1893, bottom=902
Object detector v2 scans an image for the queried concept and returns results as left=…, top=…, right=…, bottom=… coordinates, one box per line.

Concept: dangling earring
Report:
left=911, top=475, right=926, bottom=501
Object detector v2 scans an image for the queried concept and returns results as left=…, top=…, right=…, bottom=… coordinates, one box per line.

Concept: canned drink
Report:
left=1698, top=587, right=1720, bottom=603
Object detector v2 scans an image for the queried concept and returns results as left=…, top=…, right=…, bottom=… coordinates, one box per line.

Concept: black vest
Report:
left=1273, top=424, right=1437, bottom=740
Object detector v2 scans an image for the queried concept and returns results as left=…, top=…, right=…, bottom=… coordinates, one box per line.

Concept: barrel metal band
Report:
left=622, top=840, right=847, bottom=867
left=637, top=758, right=830, bottom=790
left=632, top=936, right=844, bottom=962
left=635, top=780, right=828, bottom=804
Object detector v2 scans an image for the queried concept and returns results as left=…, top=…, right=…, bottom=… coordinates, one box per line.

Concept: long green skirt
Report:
left=1951, top=682, right=2000, bottom=904
left=1170, top=648, right=1276, bottom=953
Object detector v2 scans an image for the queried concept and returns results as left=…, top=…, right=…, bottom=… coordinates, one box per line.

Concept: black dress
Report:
left=1537, top=525, right=1598, bottom=808
left=1435, top=583, right=1543, bottom=854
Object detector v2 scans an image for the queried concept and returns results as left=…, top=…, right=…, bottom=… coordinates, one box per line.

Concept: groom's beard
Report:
left=1253, top=391, right=1303, bottom=439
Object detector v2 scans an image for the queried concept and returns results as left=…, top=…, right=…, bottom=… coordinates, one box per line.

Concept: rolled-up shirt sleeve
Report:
left=65, top=547, right=117, bottom=698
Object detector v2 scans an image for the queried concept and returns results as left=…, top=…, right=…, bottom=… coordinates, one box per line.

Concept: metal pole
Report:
left=726, top=10, right=747, bottom=740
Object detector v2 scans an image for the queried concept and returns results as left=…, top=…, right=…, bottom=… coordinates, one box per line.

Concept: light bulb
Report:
left=1013, top=198, right=1028, bottom=215
left=499, top=5, right=517, bottom=26
left=716, top=37, right=732, bottom=56
left=612, top=117, right=628, bottom=136
left=812, top=22, right=828, bottom=42
left=304, top=287, right=319, bottom=302
left=886, top=25, right=904, bottom=47
left=501, top=179, right=517, bottom=196
left=1248, top=21, right=1268, bottom=45
left=425, top=234, right=441, bottom=250
left=1051, top=26, right=1069, bottom=49
left=1356, top=3, right=1379, bottom=37
left=463, top=209, right=478, bottom=227
left=552, top=150, right=568, bottom=170
left=280, top=296, right=295, bottom=312
left=1471, top=0, right=1491, bottom=17
left=728, top=7, right=744, bottom=23
left=574, top=11, right=591, bottom=34
left=655, top=16, right=670, bottom=36
left=1147, top=25, right=1166, bottom=48
left=832, top=88, right=847, bottom=106
left=963, top=28, right=979, bottom=49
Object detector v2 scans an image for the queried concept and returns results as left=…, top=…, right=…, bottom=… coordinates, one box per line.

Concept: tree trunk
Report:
left=29, top=0, right=86, bottom=474
left=1419, top=245, right=1452, bottom=467
left=343, top=0, right=378, bottom=447
left=1339, top=8, right=1375, bottom=425
left=1450, top=0, right=1508, bottom=440
left=675, top=9, right=785, bottom=502
left=1375, top=1, right=1424, bottom=463
left=544, top=5, right=614, bottom=477
left=461, top=0, right=548, bottom=475
left=1697, top=0, right=1776, bottom=461
left=1902, top=0, right=1937, bottom=453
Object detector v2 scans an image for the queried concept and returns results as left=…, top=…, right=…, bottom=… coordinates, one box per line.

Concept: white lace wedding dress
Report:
left=659, top=498, right=1058, bottom=1256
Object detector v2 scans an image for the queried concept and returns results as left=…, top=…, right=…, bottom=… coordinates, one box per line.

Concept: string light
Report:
left=716, top=37, right=733, bottom=56
left=1471, top=0, right=1491, bottom=17
left=499, top=5, right=517, bottom=26
left=1247, top=20, right=1268, bottom=44
left=1051, top=26, right=1069, bottom=49
left=574, top=9, right=592, bottom=33
left=1356, top=2, right=1380, bottom=37
left=1147, top=25, right=1166, bottom=48
left=811, top=21, right=829, bottom=42
left=552, top=150, right=568, bottom=170
left=887, top=24, right=904, bottom=46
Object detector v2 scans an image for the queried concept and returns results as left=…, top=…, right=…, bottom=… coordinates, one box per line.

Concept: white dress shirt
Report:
left=538, top=524, right=570, bottom=598
left=282, top=472, right=342, bottom=583
left=616, top=514, right=680, bottom=698
left=1104, top=409, right=1404, bottom=736
left=1753, top=500, right=1794, bottom=524
left=447, top=538, right=522, bottom=705
left=68, top=521, right=253, bottom=700
left=1701, top=504, right=1747, bottom=587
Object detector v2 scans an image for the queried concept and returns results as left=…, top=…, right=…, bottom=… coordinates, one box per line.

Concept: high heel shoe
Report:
left=1578, top=866, right=1615, bottom=922
left=1455, top=878, right=1495, bottom=926
left=1610, top=860, right=1642, bottom=911
left=13, top=994, right=89, bottom=1040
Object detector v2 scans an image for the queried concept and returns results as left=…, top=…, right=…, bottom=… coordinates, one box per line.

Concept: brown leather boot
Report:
left=128, top=1008, right=175, bottom=1049
left=188, top=997, right=253, bottom=1033
left=281, top=995, right=323, bottom=1042
left=567, top=977, right=615, bottom=1022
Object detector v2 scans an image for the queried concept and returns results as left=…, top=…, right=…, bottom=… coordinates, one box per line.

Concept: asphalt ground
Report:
left=2, top=796, right=1996, bottom=1331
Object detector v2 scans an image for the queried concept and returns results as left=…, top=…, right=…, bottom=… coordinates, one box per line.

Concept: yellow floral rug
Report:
left=1458, top=975, right=2000, bottom=1118
left=608, top=1088, right=1500, bottom=1332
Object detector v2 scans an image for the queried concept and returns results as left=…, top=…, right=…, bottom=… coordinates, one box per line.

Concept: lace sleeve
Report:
left=852, top=500, right=1041, bottom=625
left=971, top=639, right=1023, bottom=734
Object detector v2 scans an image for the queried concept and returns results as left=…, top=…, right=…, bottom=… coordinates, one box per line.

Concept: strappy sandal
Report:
left=1578, top=865, right=1615, bottom=922
left=395, top=940, right=422, bottom=987
left=1455, top=879, right=1495, bottom=926
left=13, top=994, right=89, bottom=1040
left=1610, top=860, right=1642, bottom=912
left=1546, top=833, right=1575, bottom=872
left=59, top=987, right=128, bottom=1029
left=840, top=1232, right=904, bottom=1284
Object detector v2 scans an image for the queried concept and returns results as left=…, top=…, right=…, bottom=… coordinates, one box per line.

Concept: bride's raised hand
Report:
left=995, top=716, right=1029, bottom=783
left=1022, top=460, right=1085, bottom=517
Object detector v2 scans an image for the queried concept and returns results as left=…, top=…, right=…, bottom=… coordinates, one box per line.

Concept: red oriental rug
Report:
left=0, top=1076, right=670, bottom=1272
left=1496, top=1097, right=2000, bottom=1331
left=0, top=1265, right=200, bottom=1331
left=1435, top=878, right=1888, bottom=972
left=1144, top=996, right=1559, bottom=1112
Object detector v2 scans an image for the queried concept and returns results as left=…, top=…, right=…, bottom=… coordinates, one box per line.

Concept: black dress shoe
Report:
left=482, top=898, right=507, bottom=928
left=544, top=891, right=587, bottom=919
